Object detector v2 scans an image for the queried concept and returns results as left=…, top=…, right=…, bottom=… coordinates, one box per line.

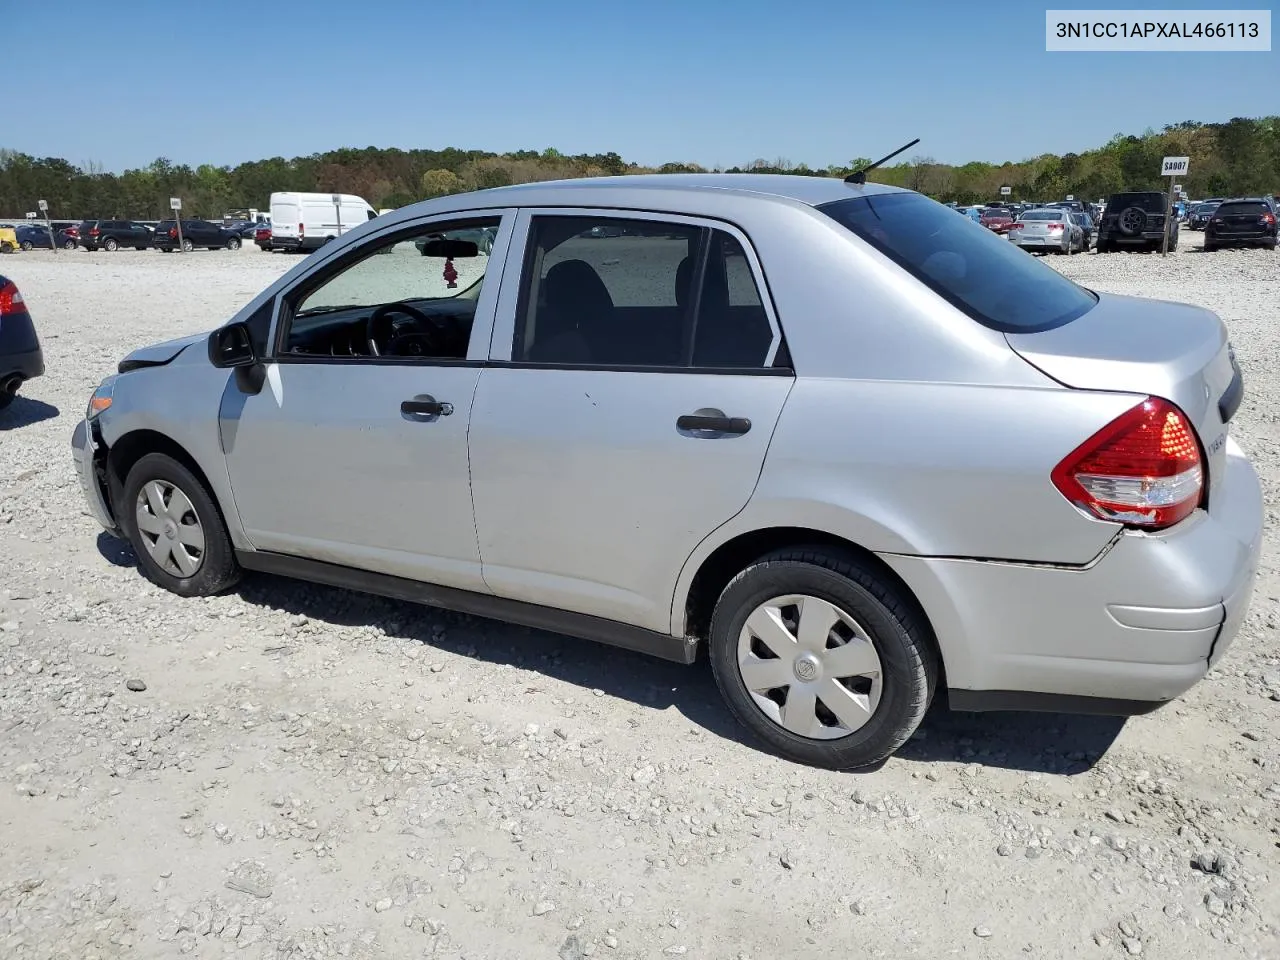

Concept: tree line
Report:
left=1, top=116, right=1275, bottom=220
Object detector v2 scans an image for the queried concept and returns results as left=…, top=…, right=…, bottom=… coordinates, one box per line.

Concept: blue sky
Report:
left=7, top=1, right=1276, bottom=172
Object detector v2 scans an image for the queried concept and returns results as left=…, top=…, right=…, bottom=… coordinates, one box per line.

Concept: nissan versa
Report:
left=71, top=175, right=1262, bottom=770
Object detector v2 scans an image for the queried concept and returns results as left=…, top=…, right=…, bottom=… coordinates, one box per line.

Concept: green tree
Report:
left=420, top=169, right=465, bottom=198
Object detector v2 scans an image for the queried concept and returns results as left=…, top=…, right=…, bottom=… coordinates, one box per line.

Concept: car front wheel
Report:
left=122, top=453, right=241, bottom=598
left=225, top=237, right=242, bottom=250
left=708, top=548, right=936, bottom=770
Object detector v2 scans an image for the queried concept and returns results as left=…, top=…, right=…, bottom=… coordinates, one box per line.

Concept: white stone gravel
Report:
left=1, top=236, right=1278, bottom=959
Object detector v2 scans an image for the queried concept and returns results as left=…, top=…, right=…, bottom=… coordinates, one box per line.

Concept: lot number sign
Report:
left=1161, top=156, right=1190, bottom=177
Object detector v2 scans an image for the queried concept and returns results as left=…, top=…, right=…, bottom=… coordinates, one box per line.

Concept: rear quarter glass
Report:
left=819, top=194, right=1096, bottom=334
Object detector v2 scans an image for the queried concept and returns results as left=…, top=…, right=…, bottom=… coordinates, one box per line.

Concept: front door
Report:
left=469, top=211, right=793, bottom=632
left=220, top=212, right=513, bottom=592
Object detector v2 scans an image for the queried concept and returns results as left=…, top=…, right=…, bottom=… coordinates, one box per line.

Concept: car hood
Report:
left=118, top=332, right=207, bottom=373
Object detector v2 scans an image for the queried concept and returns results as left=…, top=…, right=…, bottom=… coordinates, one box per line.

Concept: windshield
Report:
left=819, top=193, right=1097, bottom=333
left=1216, top=201, right=1268, bottom=215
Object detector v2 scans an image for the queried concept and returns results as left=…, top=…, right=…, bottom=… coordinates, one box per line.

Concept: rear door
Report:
left=468, top=210, right=793, bottom=633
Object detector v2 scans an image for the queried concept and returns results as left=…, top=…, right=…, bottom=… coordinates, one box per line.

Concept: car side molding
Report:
left=235, top=551, right=700, bottom=664
left=947, top=688, right=1167, bottom=717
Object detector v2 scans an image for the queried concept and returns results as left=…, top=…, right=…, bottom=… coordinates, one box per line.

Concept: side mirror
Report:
left=208, top=321, right=257, bottom=368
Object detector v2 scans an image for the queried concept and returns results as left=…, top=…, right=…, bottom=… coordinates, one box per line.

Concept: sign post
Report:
left=37, top=199, right=55, bottom=254
left=1160, top=157, right=1189, bottom=257
left=170, top=198, right=184, bottom=252
left=332, top=194, right=343, bottom=239
left=999, top=185, right=1011, bottom=199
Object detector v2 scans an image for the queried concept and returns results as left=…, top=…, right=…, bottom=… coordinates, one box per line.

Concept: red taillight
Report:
left=1010, top=222, right=1024, bottom=230
left=1048, top=223, right=1064, bottom=231
left=88, top=227, right=99, bottom=237
left=1262, top=213, right=1276, bottom=225
left=298, top=222, right=305, bottom=237
left=168, top=228, right=177, bottom=238
left=1051, top=397, right=1203, bottom=530
left=0, top=280, right=23, bottom=314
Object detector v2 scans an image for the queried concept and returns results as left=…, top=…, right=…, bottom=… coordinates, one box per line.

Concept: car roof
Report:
left=457, top=173, right=910, bottom=208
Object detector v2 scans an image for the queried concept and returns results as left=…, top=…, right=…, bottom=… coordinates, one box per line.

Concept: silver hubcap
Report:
left=135, top=480, right=205, bottom=577
left=737, top=594, right=883, bottom=740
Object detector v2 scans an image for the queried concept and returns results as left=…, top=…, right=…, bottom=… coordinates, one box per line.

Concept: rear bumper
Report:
left=270, top=237, right=303, bottom=251
left=883, top=437, right=1263, bottom=712
left=1010, top=236, right=1068, bottom=251
left=1205, top=231, right=1276, bottom=245
left=0, top=313, right=44, bottom=382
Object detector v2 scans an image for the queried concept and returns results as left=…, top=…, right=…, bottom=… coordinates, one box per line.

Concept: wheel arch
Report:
left=105, top=429, right=234, bottom=537
left=678, top=525, right=946, bottom=685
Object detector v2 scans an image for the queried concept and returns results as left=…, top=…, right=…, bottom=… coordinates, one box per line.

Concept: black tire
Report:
left=63, top=239, right=76, bottom=250
left=181, top=238, right=194, bottom=253
left=708, top=548, right=937, bottom=770
left=0, top=241, right=12, bottom=254
left=19, top=240, right=33, bottom=251
left=1204, top=242, right=1217, bottom=252
left=103, top=237, right=119, bottom=252
left=122, top=452, right=241, bottom=598
left=225, top=236, right=241, bottom=250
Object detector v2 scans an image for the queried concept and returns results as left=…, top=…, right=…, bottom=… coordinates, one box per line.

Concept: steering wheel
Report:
left=367, top=302, right=445, bottom=357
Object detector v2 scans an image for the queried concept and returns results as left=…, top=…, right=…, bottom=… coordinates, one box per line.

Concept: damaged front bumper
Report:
left=71, top=418, right=119, bottom=534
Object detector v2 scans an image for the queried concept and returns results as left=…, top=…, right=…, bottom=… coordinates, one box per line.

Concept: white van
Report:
left=268, top=192, right=377, bottom=252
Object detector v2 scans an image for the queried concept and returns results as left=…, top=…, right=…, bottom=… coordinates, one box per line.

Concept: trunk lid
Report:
left=1006, top=292, right=1240, bottom=503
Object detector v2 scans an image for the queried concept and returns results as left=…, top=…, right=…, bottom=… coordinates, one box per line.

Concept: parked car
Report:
left=1070, top=211, right=1095, bottom=250
left=0, top=275, right=44, bottom=409
left=14, top=223, right=55, bottom=251
left=153, top=219, right=243, bottom=252
left=55, top=225, right=80, bottom=249
left=70, top=175, right=1262, bottom=770
left=978, top=208, right=1016, bottom=234
left=1095, top=191, right=1177, bottom=253
left=253, top=225, right=273, bottom=252
left=1007, top=208, right=1084, bottom=254
left=1203, top=198, right=1279, bottom=251
left=79, top=219, right=153, bottom=252
left=1188, top=202, right=1220, bottom=230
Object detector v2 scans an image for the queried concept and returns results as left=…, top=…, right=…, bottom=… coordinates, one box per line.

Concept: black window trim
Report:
left=503, top=208, right=792, bottom=375
left=268, top=212, right=506, bottom=363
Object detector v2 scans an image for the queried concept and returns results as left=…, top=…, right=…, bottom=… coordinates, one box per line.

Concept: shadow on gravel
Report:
left=94, top=556, right=1127, bottom=770
left=234, top=574, right=757, bottom=750
left=896, top=701, right=1125, bottom=775
left=0, top=396, right=59, bottom=430
left=96, top=532, right=137, bottom=567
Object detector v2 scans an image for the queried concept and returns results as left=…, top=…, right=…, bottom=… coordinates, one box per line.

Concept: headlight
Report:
left=86, top=376, right=116, bottom=419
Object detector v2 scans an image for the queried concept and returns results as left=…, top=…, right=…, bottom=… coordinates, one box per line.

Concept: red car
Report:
left=979, top=208, right=1016, bottom=234
left=254, top=226, right=273, bottom=252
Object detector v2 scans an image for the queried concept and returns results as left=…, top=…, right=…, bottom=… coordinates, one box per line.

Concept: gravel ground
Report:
left=0, top=235, right=1277, bottom=960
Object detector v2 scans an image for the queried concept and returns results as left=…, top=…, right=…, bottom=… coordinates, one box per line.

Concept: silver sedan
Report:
left=1008, top=208, right=1085, bottom=254
left=71, top=174, right=1262, bottom=770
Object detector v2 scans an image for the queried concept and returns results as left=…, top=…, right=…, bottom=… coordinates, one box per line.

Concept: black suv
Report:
left=1096, top=192, right=1177, bottom=253
left=1204, top=198, right=1279, bottom=251
left=79, top=219, right=153, bottom=252
left=153, top=219, right=242, bottom=252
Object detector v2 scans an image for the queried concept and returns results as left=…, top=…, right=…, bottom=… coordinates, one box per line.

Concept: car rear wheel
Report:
left=708, top=548, right=936, bottom=770
left=103, top=237, right=119, bottom=252
left=122, top=453, right=241, bottom=598
left=225, top=236, right=242, bottom=250
left=181, top=238, right=194, bottom=253
left=62, top=239, right=76, bottom=250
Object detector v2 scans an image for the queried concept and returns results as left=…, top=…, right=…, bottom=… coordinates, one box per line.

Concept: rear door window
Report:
left=820, top=193, right=1096, bottom=333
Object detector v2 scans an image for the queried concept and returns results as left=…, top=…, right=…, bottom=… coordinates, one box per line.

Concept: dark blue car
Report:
left=15, top=223, right=56, bottom=251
